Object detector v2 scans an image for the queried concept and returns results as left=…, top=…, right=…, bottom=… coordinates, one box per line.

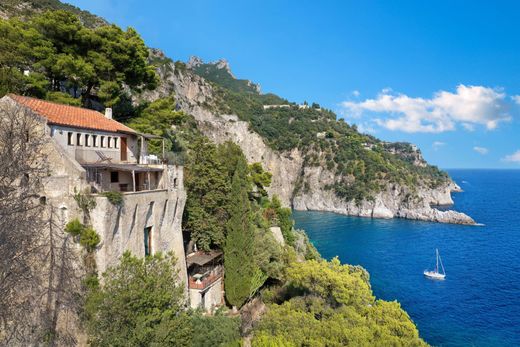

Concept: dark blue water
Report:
left=293, top=170, right=520, bottom=347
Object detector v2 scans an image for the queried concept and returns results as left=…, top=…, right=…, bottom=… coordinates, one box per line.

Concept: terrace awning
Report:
left=186, top=251, right=223, bottom=267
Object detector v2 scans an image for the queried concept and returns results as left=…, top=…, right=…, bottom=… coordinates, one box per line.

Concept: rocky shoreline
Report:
left=292, top=181, right=476, bottom=225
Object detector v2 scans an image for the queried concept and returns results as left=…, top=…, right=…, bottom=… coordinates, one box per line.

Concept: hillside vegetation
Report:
left=0, top=4, right=428, bottom=346
left=0, top=0, right=106, bottom=27
left=193, top=62, right=449, bottom=203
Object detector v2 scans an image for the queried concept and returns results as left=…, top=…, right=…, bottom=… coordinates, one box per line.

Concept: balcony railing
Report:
left=188, top=265, right=223, bottom=290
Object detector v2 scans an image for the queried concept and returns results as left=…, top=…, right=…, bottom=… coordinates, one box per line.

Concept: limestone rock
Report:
left=269, top=227, right=285, bottom=246
left=138, top=51, right=476, bottom=225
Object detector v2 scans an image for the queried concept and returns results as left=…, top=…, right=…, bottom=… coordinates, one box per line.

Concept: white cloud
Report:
left=341, top=85, right=511, bottom=133
left=432, top=141, right=445, bottom=150
left=473, top=146, right=489, bottom=155
left=513, top=95, right=520, bottom=105
left=352, top=90, right=360, bottom=97
left=503, top=150, right=520, bottom=162
left=357, top=123, right=376, bottom=134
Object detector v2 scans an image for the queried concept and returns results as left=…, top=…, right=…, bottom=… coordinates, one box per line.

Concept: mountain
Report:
left=0, top=0, right=473, bottom=225
left=0, top=0, right=106, bottom=27
left=140, top=52, right=474, bottom=225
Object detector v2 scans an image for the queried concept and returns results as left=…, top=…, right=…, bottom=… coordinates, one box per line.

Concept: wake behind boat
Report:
left=424, top=249, right=446, bottom=280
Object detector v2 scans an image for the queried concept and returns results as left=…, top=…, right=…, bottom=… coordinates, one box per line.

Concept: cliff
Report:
left=139, top=53, right=475, bottom=225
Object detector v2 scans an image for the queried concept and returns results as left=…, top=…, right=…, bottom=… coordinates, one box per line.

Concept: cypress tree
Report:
left=224, top=156, right=256, bottom=308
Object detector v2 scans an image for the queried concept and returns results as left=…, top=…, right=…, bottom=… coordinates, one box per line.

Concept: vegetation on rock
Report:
left=83, top=251, right=241, bottom=347
left=254, top=258, right=427, bottom=346
left=192, top=62, right=449, bottom=203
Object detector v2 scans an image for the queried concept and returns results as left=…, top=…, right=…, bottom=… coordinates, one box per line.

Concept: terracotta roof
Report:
left=7, top=94, right=136, bottom=134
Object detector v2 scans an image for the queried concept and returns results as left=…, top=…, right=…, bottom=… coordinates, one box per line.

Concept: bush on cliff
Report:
left=253, top=258, right=427, bottom=346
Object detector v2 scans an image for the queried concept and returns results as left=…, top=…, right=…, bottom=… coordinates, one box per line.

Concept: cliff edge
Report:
left=139, top=52, right=475, bottom=225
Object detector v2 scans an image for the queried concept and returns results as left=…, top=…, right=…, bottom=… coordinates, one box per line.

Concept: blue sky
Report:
left=65, top=0, right=520, bottom=168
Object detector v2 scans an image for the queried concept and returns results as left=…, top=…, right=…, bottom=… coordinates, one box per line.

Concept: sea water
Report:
left=293, top=169, right=520, bottom=346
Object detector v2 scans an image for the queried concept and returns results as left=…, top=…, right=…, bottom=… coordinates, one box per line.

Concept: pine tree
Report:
left=224, top=156, right=256, bottom=308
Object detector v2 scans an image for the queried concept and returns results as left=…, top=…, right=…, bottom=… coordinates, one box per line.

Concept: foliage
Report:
left=198, top=65, right=450, bottom=203
left=73, top=189, right=96, bottom=213
left=249, top=162, right=272, bottom=198
left=0, top=0, right=107, bottom=28
left=64, top=217, right=100, bottom=253
left=79, top=226, right=100, bottom=252
left=224, top=156, right=259, bottom=308
left=262, top=196, right=295, bottom=245
left=83, top=252, right=187, bottom=347
left=126, top=97, right=185, bottom=156
left=101, top=191, right=124, bottom=207
left=192, top=61, right=260, bottom=94
left=183, top=137, right=231, bottom=250
left=64, top=218, right=84, bottom=236
left=46, top=91, right=81, bottom=105
left=0, top=10, right=157, bottom=109
left=190, top=311, right=241, bottom=347
left=253, top=258, right=428, bottom=346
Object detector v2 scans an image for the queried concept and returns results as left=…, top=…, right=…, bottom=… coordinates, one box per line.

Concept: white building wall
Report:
left=189, top=278, right=223, bottom=311
left=49, top=125, right=139, bottom=164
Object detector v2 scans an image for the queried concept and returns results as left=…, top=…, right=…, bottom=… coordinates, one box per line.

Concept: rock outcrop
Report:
left=140, top=51, right=475, bottom=225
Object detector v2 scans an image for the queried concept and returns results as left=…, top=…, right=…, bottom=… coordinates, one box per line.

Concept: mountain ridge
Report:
left=140, top=52, right=475, bottom=225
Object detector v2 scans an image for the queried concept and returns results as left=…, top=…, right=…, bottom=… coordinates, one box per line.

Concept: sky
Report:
left=65, top=0, right=520, bottom=169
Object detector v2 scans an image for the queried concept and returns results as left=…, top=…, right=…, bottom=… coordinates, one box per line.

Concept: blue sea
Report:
left=293, top=169, right=520, bottom=347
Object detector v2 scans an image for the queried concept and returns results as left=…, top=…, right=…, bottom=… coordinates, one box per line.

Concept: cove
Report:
left=293, top=169, right=520, bottom=347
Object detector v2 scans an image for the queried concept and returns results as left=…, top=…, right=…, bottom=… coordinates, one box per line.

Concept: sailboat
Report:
left=424, top=249, right=446, bottom=280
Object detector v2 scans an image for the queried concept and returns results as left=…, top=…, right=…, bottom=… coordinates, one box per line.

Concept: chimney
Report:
left=104, top=108, right=112, bottom=119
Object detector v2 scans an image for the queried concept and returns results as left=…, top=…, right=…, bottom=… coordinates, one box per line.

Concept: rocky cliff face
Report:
left=140, top=53, right=475, bottom=225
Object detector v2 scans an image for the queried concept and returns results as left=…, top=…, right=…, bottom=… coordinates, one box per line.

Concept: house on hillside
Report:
left=186, top=250, right=224, bottom=311
left=1, top=94, right=188, bottom=285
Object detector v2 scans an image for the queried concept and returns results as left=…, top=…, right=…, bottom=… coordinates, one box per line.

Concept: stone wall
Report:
left=91, top=187, right=187, bottom=285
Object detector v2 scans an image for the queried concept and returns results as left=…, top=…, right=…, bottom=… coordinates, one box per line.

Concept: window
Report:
left=67, top=132, right=74, bottom=145
left=110, top=171, right=119, bottom=183
left=85, top=134, right=90, bottom=147
left=76, top=133, right=82, bottom=146
left=39, top=196, right=47, bottom=205
left=100, top=136, right=105, bottom=148
left=107, top=137, right=112, bottom=148
left=144, top=227, right=152, bottom=256
left=92, top=135, right=97, bottom=147
left=114, top=137, right=118, bottom=149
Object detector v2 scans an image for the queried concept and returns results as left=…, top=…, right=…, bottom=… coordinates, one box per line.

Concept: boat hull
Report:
left=424, top=270, right=446, bottom=280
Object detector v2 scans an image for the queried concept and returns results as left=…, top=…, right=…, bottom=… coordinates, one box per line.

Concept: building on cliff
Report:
left=186, top=250, right=224, bottom=310
left=1, top=94, right=188, bottom=287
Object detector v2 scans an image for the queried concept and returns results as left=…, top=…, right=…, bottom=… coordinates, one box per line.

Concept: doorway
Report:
left=120, top=137, right=127, bottom=161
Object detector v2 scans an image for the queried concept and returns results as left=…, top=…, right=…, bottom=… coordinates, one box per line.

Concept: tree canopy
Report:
left=254, top=258, right=428, bottom=346
left=0, top=10, right=157, bottom=108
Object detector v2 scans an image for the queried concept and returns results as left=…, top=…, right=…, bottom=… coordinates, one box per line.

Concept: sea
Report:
left=293, top=169, right=520, bottom=347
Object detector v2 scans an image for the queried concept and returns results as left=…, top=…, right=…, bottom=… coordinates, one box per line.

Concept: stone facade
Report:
left=1, top=95, right=189, bottom=290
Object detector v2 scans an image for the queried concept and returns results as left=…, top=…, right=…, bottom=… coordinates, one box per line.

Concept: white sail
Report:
left=424, top=249, right=446, bottom=280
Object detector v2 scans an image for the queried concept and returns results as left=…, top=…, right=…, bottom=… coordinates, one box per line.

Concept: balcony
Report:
left=186, top=250, right=223, bottom=291
left=188, top=265, right=223, bottom=290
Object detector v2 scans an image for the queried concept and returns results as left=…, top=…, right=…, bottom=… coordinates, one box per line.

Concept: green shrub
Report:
left=64, top=218, right=84, bottom=236
left=101, top=191, right=124, bottom=206
left=80, top=227, right=100, bottom=252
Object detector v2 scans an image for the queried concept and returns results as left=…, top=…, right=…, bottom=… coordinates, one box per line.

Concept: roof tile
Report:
left=8, top=94, right=136, bottom=134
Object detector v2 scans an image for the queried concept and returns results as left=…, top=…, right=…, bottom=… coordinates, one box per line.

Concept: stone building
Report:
left=186, top=250, right=224, bottom=311
left=2, top=94, right=187, bottom=282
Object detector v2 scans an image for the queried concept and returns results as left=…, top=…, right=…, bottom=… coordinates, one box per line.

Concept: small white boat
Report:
left=424, top=249, right=446, bottom=280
